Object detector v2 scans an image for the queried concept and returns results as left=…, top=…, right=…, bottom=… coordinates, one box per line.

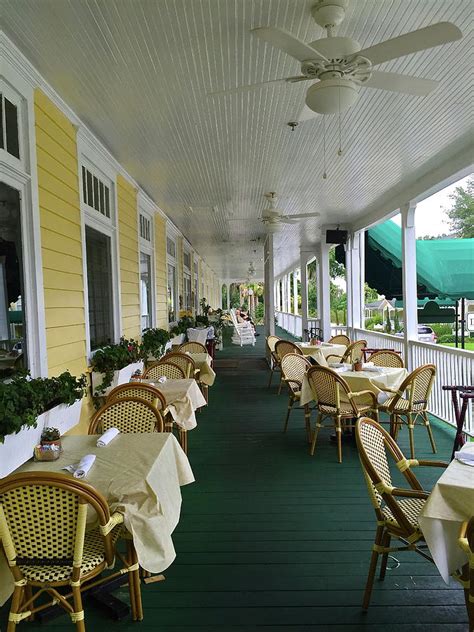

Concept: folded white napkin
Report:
left=328, top=362, right=343, bottom=368
left=454, top=450, right=474, bottom=467
left=97, top=427, right=119, bottom=447
left=363, top=366, right=383, bottom=373
left=377, top=391, right=391, bottom=405
left=157, top=376, right=167, bottom=384
left=362, top=362, right=374, bottom=368
left=63, top=454, right=96, bottom=479
left=334, top=366, right=348, bottom=373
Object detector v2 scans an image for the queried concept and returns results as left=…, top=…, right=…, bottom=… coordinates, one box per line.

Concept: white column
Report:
left=401, top=202, right=417, bottom=370
left=317, top=241, right=331, bottom=341
left=275, top=279, right=280, bottom=313
left=264, top=235, right=275, bottom=337
left=226, top=283, right=230, bottom=310
left=345, top=231, right=364, bottom=336
left=300, top=252, right=310, bottom=338
left=293, top=270, right=299, bottom=315
left=285, top=274, right=290, bottom=313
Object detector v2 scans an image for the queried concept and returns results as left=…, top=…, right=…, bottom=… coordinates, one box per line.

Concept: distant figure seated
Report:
left=236, top=307, right=259, bottom=336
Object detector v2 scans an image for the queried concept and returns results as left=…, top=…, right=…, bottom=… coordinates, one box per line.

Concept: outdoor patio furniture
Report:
left=89, top=396, right=164, bottom=434
left=442, top=385, right=474, bottom=459
left=179, top=341, right=208, bottom=355
left=326, top=339, right=367, bottom=364
left=306, top=366, right=378, bottom=463
left=266, top=335, right=281, bottom=388
left=328, top=334, right=350, bottom=347
left=355, top=416, right=447, bottom=610
left=456, top=519, right=474, bottom=630
left=274, top=340, right=304, bottom=395
left=0, top=471, right=142, bottom=629
left=280, top=353, right=312, bottom=441
left=378, top=364, right=437, bottom=458
left=229, top=309, right=256, bottom=347
left=144, top=361, right=186, bottom=381
left=369, top=350, right=405, bottom=368
left=161, top=352, right=196, bottom=378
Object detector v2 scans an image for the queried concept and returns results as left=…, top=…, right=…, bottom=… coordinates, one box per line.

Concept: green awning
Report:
left=366, top=220, right=474, bottom=300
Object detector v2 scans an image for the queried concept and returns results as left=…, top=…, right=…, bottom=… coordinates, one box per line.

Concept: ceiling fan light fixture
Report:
left=305, top=77, right=359, bottom=114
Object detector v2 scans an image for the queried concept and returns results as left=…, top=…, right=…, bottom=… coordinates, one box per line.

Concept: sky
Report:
left=392, top=174, right=472, bottom=237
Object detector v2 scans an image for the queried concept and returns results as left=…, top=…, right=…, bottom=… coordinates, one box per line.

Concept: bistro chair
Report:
left=280, top=353, right=312, bottom=442
left=378, top=364, right=437, bottom=459
left=160, top=352, right=196, bottom=378
left=266, top=335, right=281, bottom=388
left=0, top=471, right=143, bottom=630
left=274, top=340, right=303, bottom=395
left=455, top=518, right=474, bottom=630
left=143, top=361, right=186, bottom=381
left=328, top=334, right=350, bottom=347
left=107, top=383, right=167, bottom=430
left=179, top=341, right=208, bottom=355
left=355, top=416, right=447, bottom=610
left=326, top=339, right=367, bottom=364
left=89, top=397, right=164, bottom=434
left=369, top=350, right=404, bottom=368
left=306, top=366, right=378, bottom=463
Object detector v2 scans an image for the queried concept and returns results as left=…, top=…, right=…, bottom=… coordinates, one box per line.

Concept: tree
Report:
left=385, top=307, right=392, bottom=334
left=393, top=308, right=401, bottom=333
left=445, top=177, right=474, bottom=238
left=364, top=283, right=379, bottom=303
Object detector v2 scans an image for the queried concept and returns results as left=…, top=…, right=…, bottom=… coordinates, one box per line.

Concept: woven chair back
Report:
left=328, top=334, right=350, bottom=347
left=0, top=472, right=114, bottom=569
left=160, top=352, right=196, bottom=378
left=355, top=417, right=424, bottom=533
left=306, top=365, right=356, bottom=415
left=343, top=339, right=367, bottom=363
left=460, top=518, right=474, bottom=615
left=143, top=361, right=186, bottom=381
left=275, top=340, right=303, bottom=362
left=370, top=350, right=404, bottom=368
left=281, top=354, right=311, bottom=392
left=266, top=335, right=280, bottom=353
left=89, top=396, right=164, bottom=434
left=390, top=364, right=436, bottom=410
left=179, top=341, right=208, bottom=354
left=107, top=382, right=166, bottom=410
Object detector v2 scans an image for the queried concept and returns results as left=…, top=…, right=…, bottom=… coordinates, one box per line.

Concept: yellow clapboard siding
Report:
left=42, top=248, right=83, bottom=274
left=35, top=89, right=87, bottom=376
left=154, top=214, right=168, bottom=328
left=122, top=304, right=140, bottom=318
left=120, top=245, right=138, bottom=262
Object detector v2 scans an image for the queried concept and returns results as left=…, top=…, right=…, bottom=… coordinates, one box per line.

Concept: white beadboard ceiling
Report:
left=2, top=0, right=472, bottom=279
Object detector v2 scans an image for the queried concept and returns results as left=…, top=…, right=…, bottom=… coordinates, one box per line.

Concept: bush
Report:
left=437, top=334, right=455, bottom=344
left=254, top=302, right=264, bottom=325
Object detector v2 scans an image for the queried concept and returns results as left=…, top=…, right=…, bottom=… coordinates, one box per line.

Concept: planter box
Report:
left=0, top=398, right=83, bottom=478
left=171, top=334, right=185, bottom=346
left=91, top=361, right=144, bottom=396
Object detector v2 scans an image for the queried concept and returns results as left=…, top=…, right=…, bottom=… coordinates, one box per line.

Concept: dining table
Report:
left=418, top=442, right=474, bottom=583
left=0, top=432, right=195, bottom=607
left=296, top=341, right=347, bottom=365
left=143, top=377, right=207, bottom=430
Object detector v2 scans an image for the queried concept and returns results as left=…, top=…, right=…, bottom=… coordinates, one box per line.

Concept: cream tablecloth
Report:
left=296, top=342, right=347, bottom=366
left=300, top=366, right=407, bottom=407
left=419, top=443, right=474, bottom=583
left=187, top=352, right=216, bottom=386
left=147, top=378, right=207, bottom=430
left=187, top=327, right=212, bottom=345
left=0, top=433, right=194, bottom=606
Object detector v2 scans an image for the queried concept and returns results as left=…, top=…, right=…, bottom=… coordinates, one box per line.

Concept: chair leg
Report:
left=179, top=429, right=188, bottom=454
left=283, top=395, right=294, bottom=432
left=71, top=582, right=86, bottom=632
left=422, top=411, right=437, bottom=453
left=277, top=375, right=284, bottom=395
left=304, top=405, right=311, bottom=444
left=363, top=525, right=384, bottom=610
left=7, top=582, right=24, bottom=632
left=336, top=416, right=342, bottom=463
left=310, top=412, right=322, bottom=456
left=131, top=543, right=143, bottom=621
left=407, top=413, right=416, bottom=459
left=268, top=366, right=274, bottom=388
left=379, top=531, right=391, bottom=581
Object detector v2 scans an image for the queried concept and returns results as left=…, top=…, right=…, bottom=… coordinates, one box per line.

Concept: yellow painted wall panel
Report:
left=48, top=359, right=86, bottom=380
left=35, top=88, right=87, bottom=377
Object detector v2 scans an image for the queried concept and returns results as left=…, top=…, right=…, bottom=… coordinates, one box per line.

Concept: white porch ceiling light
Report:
left=305, top=76, right=359, bottom=114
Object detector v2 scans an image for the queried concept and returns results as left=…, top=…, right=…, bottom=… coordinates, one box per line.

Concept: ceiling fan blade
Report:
left=207, top=75, right=311, bottom=97
left=297, top=103, right=319, bottom=122
left=364, top=71, right=439, bottom=96
left=251, top=26, right=328, bottom=63
left=355, top=22, right=462, bottom=67
left=285, top=212, right=321, bottom=219
left=279, top=217, right=299, bottom=224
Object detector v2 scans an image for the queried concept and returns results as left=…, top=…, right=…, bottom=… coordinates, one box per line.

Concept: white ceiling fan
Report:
left=210, top=1, right=462, bottom=119
left=230, top=192, right=320, bottom=234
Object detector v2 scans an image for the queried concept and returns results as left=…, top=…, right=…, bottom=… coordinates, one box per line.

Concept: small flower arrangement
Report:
left=41, top=427, right=61, bottom=445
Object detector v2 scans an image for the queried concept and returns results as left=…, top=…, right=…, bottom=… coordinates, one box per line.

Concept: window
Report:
left=194, top=274, right=199, bottom=312
left=184, top=272, right=192, bottom=311
left=81, top=165, right=110, bottom=218
left=0, top=85, right=21, bottom=161
left=167, top=263, right=177, bottom=322
left=139, top=214, right=151, bottom=242
left=85, top=226, right=114, bottom=350
left=0, top=183, right=26, bottom=377
left=183, top=250, right=191, bottom=269
left=167, top=237, right=176, bottom=258
left=140, top=252, right=152, bottom=330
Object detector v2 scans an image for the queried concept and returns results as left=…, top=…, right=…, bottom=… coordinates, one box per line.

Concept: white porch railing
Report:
left=353, top=328, right=474, bottom=436
left=275, top=311, right=347, bottom=340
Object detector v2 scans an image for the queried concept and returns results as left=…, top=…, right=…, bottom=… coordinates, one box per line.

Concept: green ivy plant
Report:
left=90, top=337, right=144, bottom=395
left=142, top=328, right=171, bottom=360
left=0, top=371, right=86, bottom=444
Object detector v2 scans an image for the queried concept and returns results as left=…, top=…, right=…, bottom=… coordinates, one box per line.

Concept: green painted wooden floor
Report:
left=1, top=327, right=468, bottom=631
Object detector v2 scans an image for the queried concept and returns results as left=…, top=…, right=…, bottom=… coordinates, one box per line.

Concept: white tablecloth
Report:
left=300, top=366, right=407, bottom=407
left=187, top=352, right=216, bottom=386
left=0, top=433, right=195, bottom=605
left=419, top=443, right=474, bottom=583
left=187, top=327, right=212, bottom=345
left=296, top=342, right=347, bottom=365
left=148, top=378, right=207, bottom=430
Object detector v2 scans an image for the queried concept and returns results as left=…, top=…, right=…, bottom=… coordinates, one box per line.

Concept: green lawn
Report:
left=440, top=341, right=474, bottom=351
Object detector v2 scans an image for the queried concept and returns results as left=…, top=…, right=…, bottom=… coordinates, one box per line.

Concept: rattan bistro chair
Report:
left=179, top=341, right=208, bottom=355
left=88, top=397, right=164, bottom=434
left=326, top=339, right=367, bottom=364
left=456, top=519, right=474, bottom=630
left=369, top=350, right=404, bottom=368
left=280, top=353, right=312, bottom=442
left=143, top=361, right=186, bottom=381
left=355, top=417, right=447, bottom=610
left=0, top=471, right=143, bottom=630
left=160, top=352, right=196, bottom=378
left=328, top=334, right=350, bottom=347
left=306, top=365, right=378, bottom=463
left=378, top=364, right=437, bottom=459
left=266, top=335, right=281, bottom=388
left=274, top=340, right=303, bottom=395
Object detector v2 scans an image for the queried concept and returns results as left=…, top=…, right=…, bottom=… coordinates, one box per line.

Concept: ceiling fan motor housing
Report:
left=311, top=2, right=349, bottom=29
left=306, top=77, right=359, bottom=114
